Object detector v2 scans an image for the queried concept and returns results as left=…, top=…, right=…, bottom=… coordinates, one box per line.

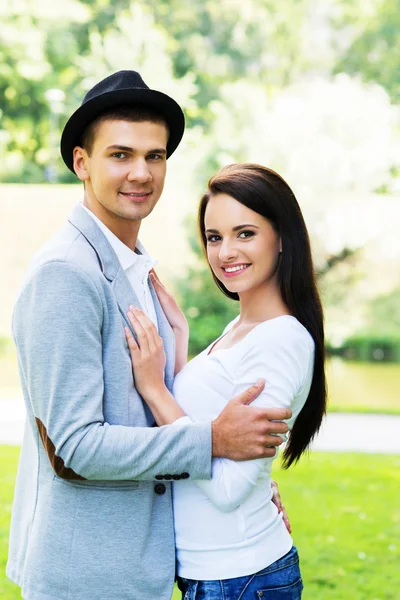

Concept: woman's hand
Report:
left=150, top=271, right=189, bottom=374
left=271, top=480, right=292, bottom=534
left=125, top=306, right=167, bottom=399
left=125, top=306, right=186, bottom=425
left=150, top=271, right=188, bottom=335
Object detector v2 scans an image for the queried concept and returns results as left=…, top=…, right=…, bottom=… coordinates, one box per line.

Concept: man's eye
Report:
left=111, top=152, right=127, bottom=159
left=148, top=153, right=164, bottom=160
left=206, top=235, right=221, bottom=243
left=238, top=230, right=255, bottom=239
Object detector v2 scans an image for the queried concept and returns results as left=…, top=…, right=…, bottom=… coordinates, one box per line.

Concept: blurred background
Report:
left=0, top=1, right=399, bottom=599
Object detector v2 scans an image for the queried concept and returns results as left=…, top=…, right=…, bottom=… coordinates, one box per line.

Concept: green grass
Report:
left=1, top=447, right=399, bottom=599
left=0, top=447, right=20, bottom=599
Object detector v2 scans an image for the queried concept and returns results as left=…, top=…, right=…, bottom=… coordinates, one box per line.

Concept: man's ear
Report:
left=73, top=146, right=90, bottom=181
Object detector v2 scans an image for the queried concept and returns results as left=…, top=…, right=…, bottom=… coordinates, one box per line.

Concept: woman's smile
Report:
left=204, top=193, right=281, bottom=296
left=221, top=263, right=251, bottom=278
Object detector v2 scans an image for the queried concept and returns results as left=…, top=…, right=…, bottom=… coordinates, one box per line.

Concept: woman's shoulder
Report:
left=246, top=316, right=315, bottom=355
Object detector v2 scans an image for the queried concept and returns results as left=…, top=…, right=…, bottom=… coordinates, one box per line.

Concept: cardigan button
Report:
left=154, top=483, right=166, bottom=495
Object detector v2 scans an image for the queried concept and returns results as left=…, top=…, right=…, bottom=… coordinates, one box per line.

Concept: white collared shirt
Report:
left=82, top=205, right=158, bottom=328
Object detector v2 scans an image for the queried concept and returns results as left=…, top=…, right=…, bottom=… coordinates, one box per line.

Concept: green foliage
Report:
left=334, top=0, right=400, bottom=103
left=1, top=0, right=381, bottom=182
left=365, top=286, right=400, bottom=335
left=330, top=287, right=400, bottom=362
left=338, top=334, right=400, bottom=362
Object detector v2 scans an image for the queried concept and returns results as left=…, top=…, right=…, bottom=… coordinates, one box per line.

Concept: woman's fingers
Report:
left=124, top=326, right=140, bottom=363
left=127, top=306, right=161, bottom=353
left=127, top=308, right=151, bottom=355
left=149, top=269, right=160, bottom=283
left=150, top=272, right=168, bottom=300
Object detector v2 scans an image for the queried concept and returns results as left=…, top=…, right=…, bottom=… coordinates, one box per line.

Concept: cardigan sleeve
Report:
left=13, top=260, right=212, bottom=482
left=195, top=319, right=314, bottom=511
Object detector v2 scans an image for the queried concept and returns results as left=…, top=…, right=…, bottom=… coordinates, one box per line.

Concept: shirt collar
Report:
left=81, top=204, right=156, bottom=271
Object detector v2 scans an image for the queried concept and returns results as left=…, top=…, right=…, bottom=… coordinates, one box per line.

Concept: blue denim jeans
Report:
left=177, top=546, right=303, bottom=600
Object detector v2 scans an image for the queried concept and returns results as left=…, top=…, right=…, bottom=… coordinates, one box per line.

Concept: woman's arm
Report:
left=194, top=322, right=314, bottom=512
left=149, top=272, right=189, bottom=374
left=125, top=306, right=185, bottom=424
left=125, top=309, right=292, bottom=463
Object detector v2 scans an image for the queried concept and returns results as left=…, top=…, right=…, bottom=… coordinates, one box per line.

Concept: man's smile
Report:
left=119, top=191, right=152, bottom=202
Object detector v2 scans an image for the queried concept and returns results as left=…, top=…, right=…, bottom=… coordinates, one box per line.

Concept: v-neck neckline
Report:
left=206, top=315, right=296, bottom=356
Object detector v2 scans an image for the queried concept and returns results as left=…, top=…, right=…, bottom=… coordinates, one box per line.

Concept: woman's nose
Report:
left=219, top=239, right=238, bottom=261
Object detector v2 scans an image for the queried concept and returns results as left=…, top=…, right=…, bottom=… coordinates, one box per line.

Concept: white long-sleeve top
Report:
left=172, top=316, right=315, bottom=580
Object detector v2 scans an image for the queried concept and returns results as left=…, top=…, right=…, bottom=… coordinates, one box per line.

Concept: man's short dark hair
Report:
left=80, top=105, right=169, bottom=155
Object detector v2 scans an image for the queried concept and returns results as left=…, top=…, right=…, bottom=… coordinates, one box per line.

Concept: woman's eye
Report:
left=238, top=230, right=255, bottom=239
left=206, top=235, right=221, bottom=243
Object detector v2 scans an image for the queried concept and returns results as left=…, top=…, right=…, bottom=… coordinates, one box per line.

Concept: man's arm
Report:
left=14, top=261, right=212, bottom=482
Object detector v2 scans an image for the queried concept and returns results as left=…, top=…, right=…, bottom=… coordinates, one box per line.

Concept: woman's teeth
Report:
left=224, top=265, right=249, bottom=273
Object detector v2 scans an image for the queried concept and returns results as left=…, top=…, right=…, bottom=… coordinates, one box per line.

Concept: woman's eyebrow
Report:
left=232, top=224, right=259, bottom=231
left=205, top=224, right=260, bottom=233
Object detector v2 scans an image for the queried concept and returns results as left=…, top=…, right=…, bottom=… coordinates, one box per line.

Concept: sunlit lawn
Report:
left=1, top=447, right=399, bottom=599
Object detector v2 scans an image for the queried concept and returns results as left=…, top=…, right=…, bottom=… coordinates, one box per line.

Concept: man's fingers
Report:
left=235, top=380, right=265, bottom=405
left=264, top=434, right=284, bottom=447
left=260, top=407, right=292, bottom=422
left=262, top=447, right=278, bottom=458
left=266, top=421, right=289, bottom=435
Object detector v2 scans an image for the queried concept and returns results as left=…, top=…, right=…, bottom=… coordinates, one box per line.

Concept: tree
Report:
left=334, top=0, right=400, bottom=103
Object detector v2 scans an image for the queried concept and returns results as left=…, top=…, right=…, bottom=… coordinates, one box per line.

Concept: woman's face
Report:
left=204, top=193, right=282, bottom=296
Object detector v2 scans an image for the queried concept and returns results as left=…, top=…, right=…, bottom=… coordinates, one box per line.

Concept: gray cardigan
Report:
left=7, top=204, right=212, bottom=600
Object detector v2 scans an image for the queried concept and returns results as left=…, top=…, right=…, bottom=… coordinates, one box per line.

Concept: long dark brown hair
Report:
left=198, top=163, right=326, bottom=468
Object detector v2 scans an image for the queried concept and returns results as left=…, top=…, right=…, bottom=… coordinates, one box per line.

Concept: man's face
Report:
left=73, top=119, right=168, bottom=230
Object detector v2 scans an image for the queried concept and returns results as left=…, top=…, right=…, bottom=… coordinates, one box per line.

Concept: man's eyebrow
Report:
left=205, top=224, right=260, bottom=233
left=106, top=145, right=167, bottom=154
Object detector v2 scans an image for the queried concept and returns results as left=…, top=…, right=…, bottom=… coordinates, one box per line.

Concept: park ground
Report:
left=1, top=447, right=399, bottom=600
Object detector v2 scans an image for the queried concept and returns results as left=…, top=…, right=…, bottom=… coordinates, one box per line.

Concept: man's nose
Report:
left=127, top=158, right=152, bottom=183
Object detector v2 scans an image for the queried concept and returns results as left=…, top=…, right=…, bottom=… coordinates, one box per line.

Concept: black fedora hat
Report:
left=60, top=70, right=185, bottom=173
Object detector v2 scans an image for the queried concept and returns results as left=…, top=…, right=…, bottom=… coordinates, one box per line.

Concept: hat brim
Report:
left=60, top=88, right=185, bottom=173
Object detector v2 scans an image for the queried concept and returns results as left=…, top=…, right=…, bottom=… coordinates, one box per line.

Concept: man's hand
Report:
left=211, top=380, right=292, bottom=461
left=271, top=480, right=292, bottom=534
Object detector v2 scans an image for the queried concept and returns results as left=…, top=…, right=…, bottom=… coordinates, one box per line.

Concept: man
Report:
left=7, top=71, right=291, bottom=600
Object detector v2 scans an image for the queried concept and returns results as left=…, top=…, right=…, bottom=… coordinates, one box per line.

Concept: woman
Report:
left=125, top=163, right=326, bottom=599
